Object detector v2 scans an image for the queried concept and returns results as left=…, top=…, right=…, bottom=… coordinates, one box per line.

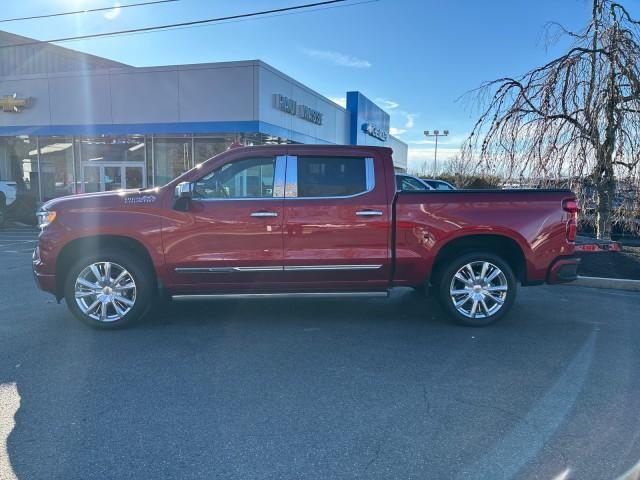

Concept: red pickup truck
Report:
left=33, top=145, right=579, bottom=329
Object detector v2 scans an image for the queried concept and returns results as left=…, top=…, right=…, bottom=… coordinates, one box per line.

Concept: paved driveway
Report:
left=0, top=224, right=38, bottom=254
left=1, top=239, right=639, bottom=480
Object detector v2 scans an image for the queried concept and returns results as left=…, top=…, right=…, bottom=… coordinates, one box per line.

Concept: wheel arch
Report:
left=430, top=233, right=527, bottom=285
left=55, top=234, right=157, bottom=300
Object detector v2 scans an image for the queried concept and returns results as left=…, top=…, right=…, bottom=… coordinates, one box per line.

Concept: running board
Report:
left=172, top=291, right=390, bottom=301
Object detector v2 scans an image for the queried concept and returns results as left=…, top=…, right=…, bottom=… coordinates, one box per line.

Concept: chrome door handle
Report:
left=356, top=210, right=383, bottom=216
left=251, top=211, right=278, bottom=217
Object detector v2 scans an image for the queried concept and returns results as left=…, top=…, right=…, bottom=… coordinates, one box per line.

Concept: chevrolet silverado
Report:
left=33, top=145, right=579, bottom=328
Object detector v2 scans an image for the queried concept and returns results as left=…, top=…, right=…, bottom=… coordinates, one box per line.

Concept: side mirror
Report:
left=175, top=181, right=194, bottom=199
left=174, top=182, right=194, bottom=211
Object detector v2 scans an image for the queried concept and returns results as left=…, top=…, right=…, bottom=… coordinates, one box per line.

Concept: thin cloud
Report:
left=376, top=98, right=400, bottom=110
left=300, top=48, right=371, bottom=68
left=390, top=127, right=407, bottom=135
left=328, top=96, right=347, bottom=108
left=404, top=113, right=416, bottom=129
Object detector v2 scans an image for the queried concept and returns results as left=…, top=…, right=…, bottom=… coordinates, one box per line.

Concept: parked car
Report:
left=396, top=173, right=432, bottom=191
left=395, top=174, right=456, bottom=192
left=33, top=145, right=579, bottom=329
left=0, top=180, right=17, bottom=226
left=422, top=178, right=456, bottom=190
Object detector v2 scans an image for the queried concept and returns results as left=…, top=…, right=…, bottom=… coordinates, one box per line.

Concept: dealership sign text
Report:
left=273, top=94, right=323, bottom=125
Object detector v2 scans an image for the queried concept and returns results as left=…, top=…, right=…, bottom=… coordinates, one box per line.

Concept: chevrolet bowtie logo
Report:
left=0, top=93, right=33, bottom=113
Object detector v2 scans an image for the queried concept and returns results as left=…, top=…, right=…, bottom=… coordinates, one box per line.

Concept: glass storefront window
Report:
left=80, top=136, right=145, bottom=164
left=0, top=132, right=293, bottom=210
left=0, top=136, right=38, bottom=198
left=153, top=136, right=192, bottom=186
left=38, top=136, right=75, bottom=200
left=193, top=136, right=234, bottom=166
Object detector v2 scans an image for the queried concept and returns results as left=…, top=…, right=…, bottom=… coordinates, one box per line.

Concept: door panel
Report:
left=282, top=155, right=391, bottom=289
left=162, top=155, right=286, bottom=291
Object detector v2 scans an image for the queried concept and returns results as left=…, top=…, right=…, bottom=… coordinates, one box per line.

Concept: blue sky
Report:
left=3, top=0, right=639, bottom=171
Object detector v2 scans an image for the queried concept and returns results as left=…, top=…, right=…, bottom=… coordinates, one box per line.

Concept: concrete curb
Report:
left=571, top=276, right=640, bottom=292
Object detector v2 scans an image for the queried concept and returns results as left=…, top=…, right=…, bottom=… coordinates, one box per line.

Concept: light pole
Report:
left=423, top=129, right=449, bottom=175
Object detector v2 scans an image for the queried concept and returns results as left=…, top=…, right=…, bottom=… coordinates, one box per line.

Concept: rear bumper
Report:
left=547, top=256, right=581, bottom=284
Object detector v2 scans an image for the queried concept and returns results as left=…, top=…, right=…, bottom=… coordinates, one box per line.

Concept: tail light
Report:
left=562, top=198, right=578, bottom=242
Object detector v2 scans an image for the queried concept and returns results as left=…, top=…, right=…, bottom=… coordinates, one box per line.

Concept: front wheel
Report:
left=64, top=250, right=153, bottom=329
left=437, top=252, right=517, bottom=326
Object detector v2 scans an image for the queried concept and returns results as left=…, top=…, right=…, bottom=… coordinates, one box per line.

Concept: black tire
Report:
left=64, top=249, right=154, bottom=329
left=437, top=251, right=517, bottom=327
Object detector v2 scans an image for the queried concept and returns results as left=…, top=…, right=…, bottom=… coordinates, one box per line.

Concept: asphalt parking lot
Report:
left=1, top=226, right=640, bottom=480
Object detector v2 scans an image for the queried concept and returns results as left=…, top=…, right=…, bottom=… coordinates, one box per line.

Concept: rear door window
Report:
left=296, top=156, right=368, bottom=198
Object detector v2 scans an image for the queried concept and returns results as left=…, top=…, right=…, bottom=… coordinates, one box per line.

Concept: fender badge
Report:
left=124, top=195, right=156, bottom=205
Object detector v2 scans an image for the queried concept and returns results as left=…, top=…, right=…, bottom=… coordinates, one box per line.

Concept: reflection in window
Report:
left=0, top=136, right=37, bottom=198
left=38, top=137, right=75, bottom=200
left=194, top=137, right=232, bottom=166
left=297, top=156, right=367, bottom=197
left=80, top=136, right=145, bottom=164
left=154, top=137, right=192, bottom=186
left=195, top=157, right=275, bottom=199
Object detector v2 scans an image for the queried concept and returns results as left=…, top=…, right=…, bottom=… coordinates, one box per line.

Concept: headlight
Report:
left=36, top=210, right=56, bottom=229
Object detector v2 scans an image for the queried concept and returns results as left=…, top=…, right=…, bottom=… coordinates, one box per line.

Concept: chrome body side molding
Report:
left=172, top=291, right=390, bottom=301
left=283, top=264, right=382, bottom=271
left=175, top=266, right=284, bottom=274
left=175, top=265, right=382, bottom=274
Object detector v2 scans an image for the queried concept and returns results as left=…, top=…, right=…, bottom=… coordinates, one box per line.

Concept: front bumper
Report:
left=547, top=256, right=581, bottom=284
left=32, top=246, right=56, bottom=295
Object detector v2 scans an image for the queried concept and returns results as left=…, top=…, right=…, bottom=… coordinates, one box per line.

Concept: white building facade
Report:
left=0, top=31, right=407, bottom=204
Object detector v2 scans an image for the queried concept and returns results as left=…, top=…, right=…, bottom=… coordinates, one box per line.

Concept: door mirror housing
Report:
left=175, top=181, right=194, bottom=199
left=174, top=181, right=195, bottom=211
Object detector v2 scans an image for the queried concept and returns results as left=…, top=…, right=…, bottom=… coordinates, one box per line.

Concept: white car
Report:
left=0, top=180, right=17, bottom=225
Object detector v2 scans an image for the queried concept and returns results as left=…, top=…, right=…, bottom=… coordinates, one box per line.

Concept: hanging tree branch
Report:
left=461, top=0, right=640, bottom=239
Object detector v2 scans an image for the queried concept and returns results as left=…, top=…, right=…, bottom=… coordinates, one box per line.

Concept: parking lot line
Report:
left=0, top=240, right=37, bottom=247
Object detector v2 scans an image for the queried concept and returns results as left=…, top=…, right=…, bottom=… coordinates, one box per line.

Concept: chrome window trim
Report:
left=193, top=155, right=285, bottom=202
left=273, top=155, right=286, bottom=198
left=284, top=156, right=375, bottom=200
left=285, top=155, right=298, bottom=198
left=365, top=158, right=375, bottom=191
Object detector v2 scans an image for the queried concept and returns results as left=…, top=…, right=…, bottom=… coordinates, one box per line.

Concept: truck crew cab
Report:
left=33, top=145, right=579, bottom=329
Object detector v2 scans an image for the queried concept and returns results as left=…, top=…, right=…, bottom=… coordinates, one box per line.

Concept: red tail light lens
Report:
left=562, top=198, right=579, bottom=242
left=562, top=199, right=578, bottom=214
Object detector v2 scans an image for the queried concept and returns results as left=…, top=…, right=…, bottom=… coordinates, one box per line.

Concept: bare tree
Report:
left=462, top=0, right=640, bottom=239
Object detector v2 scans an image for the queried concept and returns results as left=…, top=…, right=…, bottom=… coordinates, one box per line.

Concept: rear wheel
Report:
left=437, top=252, right=516, bottom=326
left=64, top=250, right=153, bottom=329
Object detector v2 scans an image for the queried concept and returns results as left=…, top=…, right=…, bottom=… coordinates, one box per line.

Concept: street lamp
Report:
left=424, top=129, right=449, bottom=174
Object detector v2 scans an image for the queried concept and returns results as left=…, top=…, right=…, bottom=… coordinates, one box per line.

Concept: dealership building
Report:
left=0, top=30, right=407, bottom=203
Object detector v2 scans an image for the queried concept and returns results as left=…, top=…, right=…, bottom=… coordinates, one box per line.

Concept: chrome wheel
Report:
left=74, top=261, right=137, bottom=323
left=449, top=261, right=508, bottom=319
